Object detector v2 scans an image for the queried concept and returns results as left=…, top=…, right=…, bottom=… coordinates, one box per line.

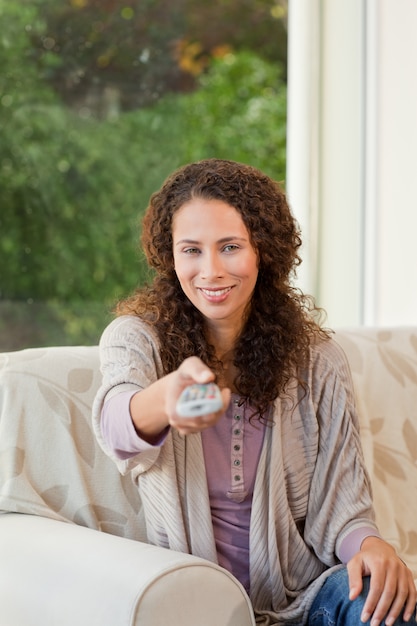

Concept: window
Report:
left=0, top=0, right=288, bottom=349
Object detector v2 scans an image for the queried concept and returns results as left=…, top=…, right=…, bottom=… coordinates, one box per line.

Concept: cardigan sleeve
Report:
left=91, top=315, right=165, bottom=475
left=302, top=338, right=380, bottom=565
left=101, top=390, right=169, bottom=460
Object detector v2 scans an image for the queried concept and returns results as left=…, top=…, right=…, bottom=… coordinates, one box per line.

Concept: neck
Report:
left=205, top=323, right=239, bottom=390
left=206, top=323, right=237, bottom=359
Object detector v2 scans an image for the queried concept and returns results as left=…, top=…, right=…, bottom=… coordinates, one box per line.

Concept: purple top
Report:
left=101, top=390, right=380, bottom=592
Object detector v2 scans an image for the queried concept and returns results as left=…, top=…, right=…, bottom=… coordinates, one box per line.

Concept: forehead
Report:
left=172, top=198, right=247, bottom=235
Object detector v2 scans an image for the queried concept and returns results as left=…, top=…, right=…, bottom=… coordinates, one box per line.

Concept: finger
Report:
left=178, top=357, right=214, bottom=385
left=359, top=570, right=387, bottom=624
left=347, top=558, right=365, bottom=601
left=369, top=580, right=399, bottom=626
left=384, top=585, right=410, bottom=626
left=370, top=564, right=416, bottom=626
left=402, top=575, right=417, bottom=622
left=175, top=417, right=215, bottom=436
left=173, top=407, right=224, bottom=434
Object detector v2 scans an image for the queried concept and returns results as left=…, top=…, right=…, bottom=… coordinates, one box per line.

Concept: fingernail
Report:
left=361, top=612, right=370, bottom=623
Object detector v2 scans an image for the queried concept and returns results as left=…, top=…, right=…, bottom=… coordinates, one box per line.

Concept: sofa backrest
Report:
left=334, top=327, right=417, bottom=578
left=0, top=345, right=145, bottom=541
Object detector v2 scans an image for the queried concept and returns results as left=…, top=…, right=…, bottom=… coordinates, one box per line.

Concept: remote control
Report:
left=176, top=382, right=223, bottom=418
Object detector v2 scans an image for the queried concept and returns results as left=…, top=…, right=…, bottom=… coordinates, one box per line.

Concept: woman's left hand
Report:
left=347, top=536, right=416, bottom=626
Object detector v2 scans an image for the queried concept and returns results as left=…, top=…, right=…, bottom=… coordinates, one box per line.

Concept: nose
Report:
left=200, top=250, right=224, bottom=279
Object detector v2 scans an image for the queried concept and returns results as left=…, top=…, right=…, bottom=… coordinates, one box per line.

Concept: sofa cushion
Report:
left=0, top=346, right=145, bottom=541
left=334, top=327, right=417, bottom=578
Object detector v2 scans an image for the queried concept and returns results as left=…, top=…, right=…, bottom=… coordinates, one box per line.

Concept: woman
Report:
left=92, top=159, right=416, bottom=625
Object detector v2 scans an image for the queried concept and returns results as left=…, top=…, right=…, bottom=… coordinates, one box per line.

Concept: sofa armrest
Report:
left=0, top=514, right=255, bottom=626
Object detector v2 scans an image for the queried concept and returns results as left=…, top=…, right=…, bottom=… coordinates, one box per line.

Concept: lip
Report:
left=198, top=286, right=233, bottom=303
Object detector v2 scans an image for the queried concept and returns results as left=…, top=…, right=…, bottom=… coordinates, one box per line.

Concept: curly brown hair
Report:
left=116, top=158, right=329, bottom=419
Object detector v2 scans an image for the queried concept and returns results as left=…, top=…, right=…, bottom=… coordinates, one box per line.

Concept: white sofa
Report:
left=0, top=327, right=416, bottom=625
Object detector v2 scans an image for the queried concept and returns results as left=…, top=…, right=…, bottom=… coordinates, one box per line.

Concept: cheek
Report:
left=174, top=257, right=193, bottom=284
left=173, top=252, right=183, bottom=274
left=232, top=256, right=259, bottom=282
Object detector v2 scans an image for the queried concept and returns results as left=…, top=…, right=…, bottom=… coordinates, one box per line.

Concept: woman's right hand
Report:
left=130, top=356, right=230, bottom=442
left=165, top=357, right=231, bottom=436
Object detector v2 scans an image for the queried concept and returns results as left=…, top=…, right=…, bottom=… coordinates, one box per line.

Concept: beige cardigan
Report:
left=92, top=316, right=378, bottom=625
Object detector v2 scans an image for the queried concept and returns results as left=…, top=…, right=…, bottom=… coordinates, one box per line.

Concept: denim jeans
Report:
left=307, top=567, right=417, bottom=625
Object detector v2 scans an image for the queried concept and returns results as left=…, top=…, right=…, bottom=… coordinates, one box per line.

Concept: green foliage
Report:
left=0, top=2, right=286, bottom=348
left=0, top=2, right=46, bottom=98
left=24, top=0, right=287, bottom=112
left=177, top=50, right=286, bottom=183
left=26, top=0, right=189, bottom=111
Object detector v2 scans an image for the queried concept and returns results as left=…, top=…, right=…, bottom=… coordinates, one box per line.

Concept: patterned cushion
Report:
left=0, top=346, right=145, bottom=541
left=335, top=327, right=417, bottom=578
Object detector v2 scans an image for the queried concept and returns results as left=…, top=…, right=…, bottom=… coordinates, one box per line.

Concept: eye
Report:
left=183, top=247, right=200, bottom=255
left=223, top=244, right=240, bottom=253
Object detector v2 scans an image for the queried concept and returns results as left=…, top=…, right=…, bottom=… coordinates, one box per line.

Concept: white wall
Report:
left=287, top=0, right=417, bottom=327
left=372, top=0, right=417, bottom=326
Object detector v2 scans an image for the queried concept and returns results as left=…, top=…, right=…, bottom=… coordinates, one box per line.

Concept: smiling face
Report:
left=172, top=197, right=259, bottom=339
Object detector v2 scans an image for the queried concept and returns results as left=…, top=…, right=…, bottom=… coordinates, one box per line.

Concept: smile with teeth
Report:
left=200, top=287, right=232, bottom=297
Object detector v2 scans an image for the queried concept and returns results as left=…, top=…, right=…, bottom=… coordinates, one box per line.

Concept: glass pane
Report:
left=0, top=0, right=288, bottom=350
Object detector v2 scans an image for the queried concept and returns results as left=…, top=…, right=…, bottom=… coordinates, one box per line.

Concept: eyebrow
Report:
left=174, top=236, right=248, bottom=246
